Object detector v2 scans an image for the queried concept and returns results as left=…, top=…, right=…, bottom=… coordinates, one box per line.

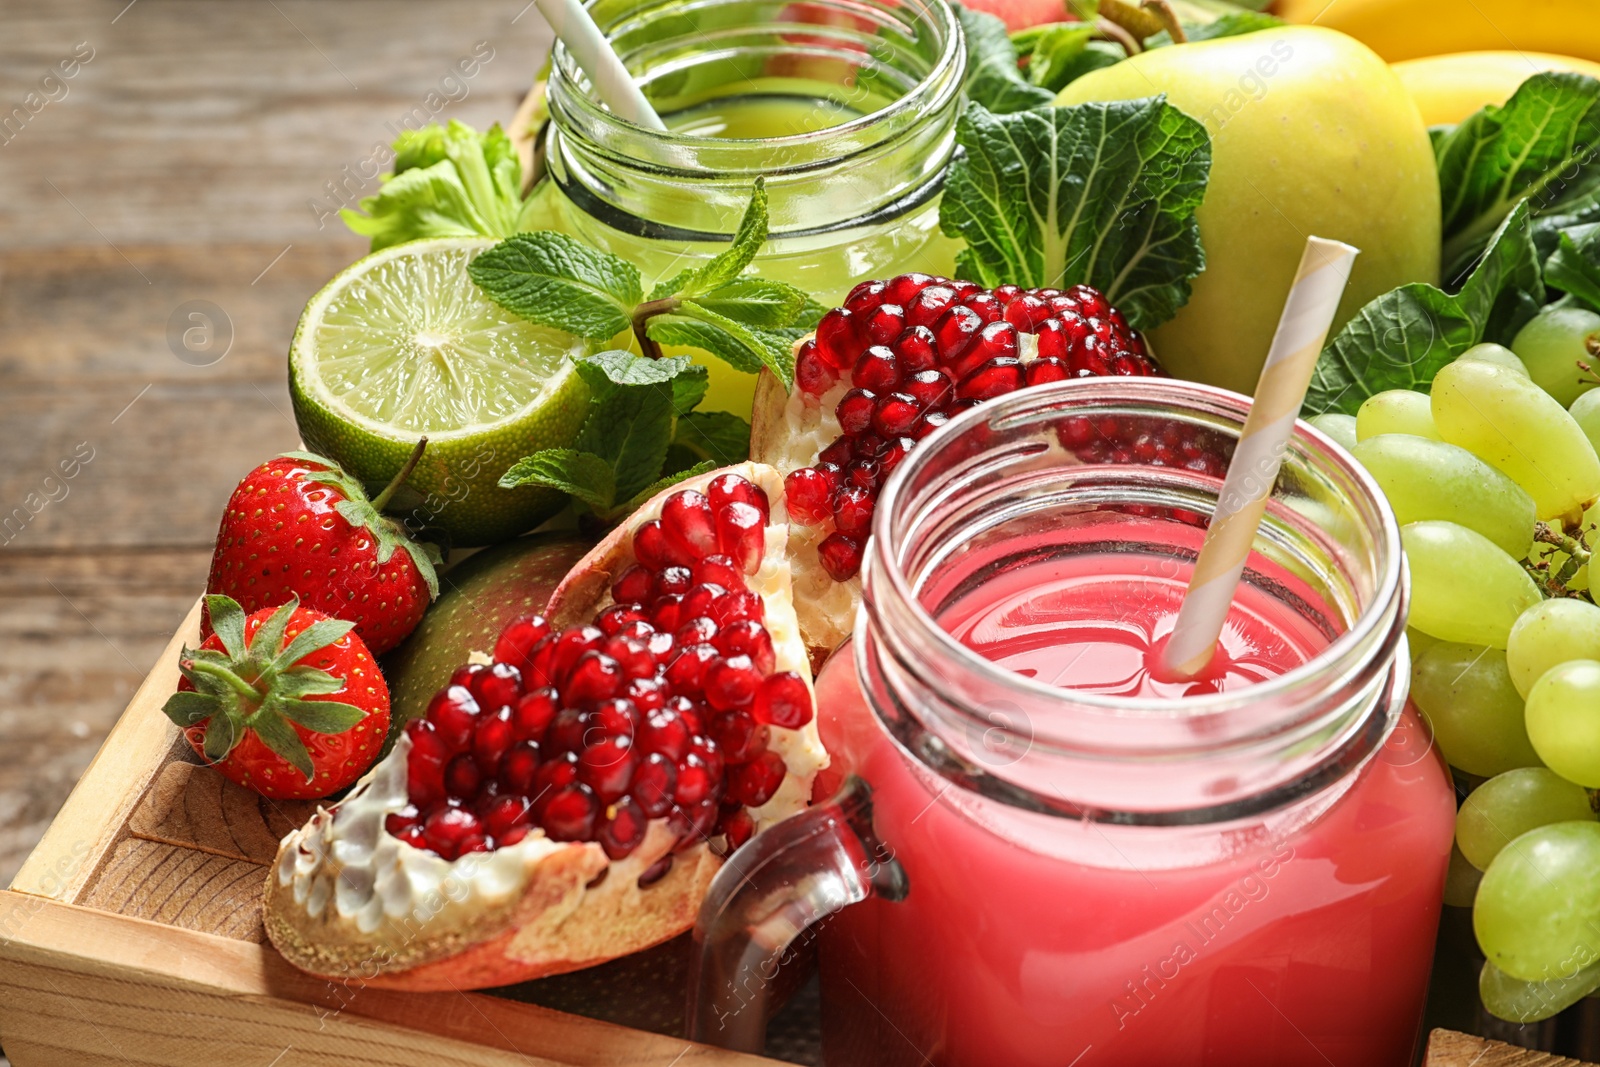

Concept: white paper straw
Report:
left=1161, top=236, right=1361, bottom=680
left=537, top=0, right=667, bottom=131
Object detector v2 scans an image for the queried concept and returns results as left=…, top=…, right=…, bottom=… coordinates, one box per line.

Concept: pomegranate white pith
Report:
left=264, top=464, right=826, bottom=990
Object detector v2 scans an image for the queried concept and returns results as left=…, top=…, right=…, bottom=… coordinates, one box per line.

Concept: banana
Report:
left=1277, top=0, right=1600, bottom=64
left=1394, top=50, right=1600, bottom=125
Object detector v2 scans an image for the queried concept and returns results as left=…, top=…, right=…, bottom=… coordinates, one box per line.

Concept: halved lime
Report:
left=289, top=237, right=590, bottom=546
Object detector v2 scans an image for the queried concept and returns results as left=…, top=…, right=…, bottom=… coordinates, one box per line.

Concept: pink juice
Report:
left=812, top=545, right=1455, bottom=1067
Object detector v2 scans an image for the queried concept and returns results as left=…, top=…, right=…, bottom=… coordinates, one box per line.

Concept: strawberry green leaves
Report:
left=468, top=179, right=813, bottom=389
left=939, top=98, right=1211, bottom=331
left=500, top=352, right=746, bottom=524
left=164, top=595, right=368, bottom=782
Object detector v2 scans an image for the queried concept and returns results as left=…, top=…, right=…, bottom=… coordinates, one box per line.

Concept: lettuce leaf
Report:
left=343, top=120, right=534, bottom=251
left=956, top=4, right=1056, bottom=114
left=939, top=98, right=1210, bottom=330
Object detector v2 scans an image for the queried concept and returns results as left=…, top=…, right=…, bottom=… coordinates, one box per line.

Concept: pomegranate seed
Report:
left=546, top=708, right=590, bottom=755
left=815, top=308, right=859, bottom=369
left=707, top=473, right=770, bottom=524
left=712, top=589, right=763, bottom=625
left=633, top=519, right=687, bottom=569
left=894, top=325, right=938, bottom=373
left=652, top=594, right=684, bottom=633
left=513, top=687, right=559, bottom=741
left=639, top=705, right=693, bottom=760
left=674, top=752, right=718, bottom=806
left=548, top=625, right=603, bottom=682
left=852, top=346, right=900, bottom=390
left=871, top=392, right=921, bottom=437
left=901, top=368, right=952, bottom=410
left=541, top=785, right=600, bottom=841
left=493, top=616, right=549, bottom=671
left=579, top=735, right=636, bottom=802
left=1003, top=294, right=1048, bottom=331
left=716, top=501, right=766, bottom=574
left=845, top=279, right=887, bottom=311
left=836, top=388, right=876, bottom=435
left=1027, top=358, right=1070, bottom=386
left=680, top=583, right=727, bottom=621
left=963, top=291, right=1005, bottom=324
left=818, top=436, right=855, bottom=467
left=694, top=554, right=744, bottom=590
left=563, top=651, right=623, bottom=704
left=633, top=752, right=677, bottom=817
left=863, top=304, right=904, bottom=347
left=729, top=750, right=787, bottom=808
left=473, top=706, right=515, bottom=775
left=599, top=797, right=648, bottom=860
left=719, top=808, right=756, bottom=853
left=500, top=740, right=541, bottom=793
left=675, top=615, right=719, bottom=646
left=713, top=619, right=774, bottom=673
left=481, top=794, right=531, bottom=839
left=655, top=566, right=693, bottom=598
left=623, top=674, right=667, bottom=713
left=885, top=272, right=936, bottom=305
left=591, top=696, right=639, bottom=736
left=610, top=563, right=656, bottom=605
left=670, top=799, right=720, bottom=850
left=906, top=284, right=958, bottom=330
left=638, top=855, right=674, bottom=887
left=423, top=807, right=484, bottom=860
left=666, top=642, right=718, bottom=694
left=833, top=487, right=874, bottom=538
left=386, top=804, right=421, bottom=833
left=795, top=341, right=837, bottom=395
left=754, top=672, right=814, bottom=729
left=450, top=663, right=487, bottom=691
left=915, top=410, right=951, bottom=440
left=817, top=532, right=863, bottom=581
left=785, top=467, right=836, bottom=525
left=934, top=304, right=982, bottom=361
left=959, top=357, right=1026, bottom=401
left=445, top=753, right=482, bottom=798
left=711, top=710, right=769, bottom=763
left=598, top=603, right=647, bottom=636
left=428, top=686, right=480, bottom=750
left=705, top=655, right=760, bottom=711
left=951, top=321, right=1019, bottom=378
left=531, top=751, right=580, bottom=810
left=660, top=489, right=718, bottom=559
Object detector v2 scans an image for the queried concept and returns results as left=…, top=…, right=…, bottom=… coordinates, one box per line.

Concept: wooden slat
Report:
left=75, top=837, right=270, bottom=942
left=0, top=891, right=781, bottom=1067
left=1426, top=1029, right=1590, bottom=1066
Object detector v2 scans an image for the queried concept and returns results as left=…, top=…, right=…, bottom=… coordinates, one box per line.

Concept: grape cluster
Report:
left=1313, top=333, right=1600, bottom=1024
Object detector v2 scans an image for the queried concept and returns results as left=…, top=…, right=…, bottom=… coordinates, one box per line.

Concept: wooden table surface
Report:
left=0, top=0, right=551, bottom=890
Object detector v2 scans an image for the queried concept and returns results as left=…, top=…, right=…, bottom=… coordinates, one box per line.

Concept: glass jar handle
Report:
left=685, top=776, right=907, bottom=1051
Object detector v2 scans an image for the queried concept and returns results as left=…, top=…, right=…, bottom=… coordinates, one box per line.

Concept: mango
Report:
left=1057, top=27, right=1440, bottom=396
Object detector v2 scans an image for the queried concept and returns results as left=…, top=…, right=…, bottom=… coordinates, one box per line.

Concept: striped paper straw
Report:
left=1161, top=236, right=1360, bottom=680
left=537, top=0, right=667, bottom=131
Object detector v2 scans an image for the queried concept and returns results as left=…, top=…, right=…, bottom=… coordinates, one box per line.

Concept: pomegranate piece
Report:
left=395, top=473, right=813, bottom=864
left=783, top=275, right=1160, bottom=579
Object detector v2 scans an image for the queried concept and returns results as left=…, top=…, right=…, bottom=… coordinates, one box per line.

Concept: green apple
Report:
left=1057, top=26, right=1440, bottom=395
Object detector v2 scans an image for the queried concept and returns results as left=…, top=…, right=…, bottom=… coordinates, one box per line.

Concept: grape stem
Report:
left=1527, top=521, right=1597, bottom=602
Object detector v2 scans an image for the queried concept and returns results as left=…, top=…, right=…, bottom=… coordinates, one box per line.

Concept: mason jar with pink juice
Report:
left=689, top=379, right=1455, bottom=1066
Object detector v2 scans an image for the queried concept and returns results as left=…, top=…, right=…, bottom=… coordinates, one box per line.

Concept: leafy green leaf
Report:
left=577, top=348, right=695, bottom=387
left=957, top=4, right=1057, bottom=114
left=617, top=461, right=717, bottom=515
left=649, top=303, right=798, bottom=388
left=162, top=690, right=219, bottom=728
left=342, top=120, right=526, bottom=252
left=571, top=353, right=680, bottom=503
left=672, top=411, right=753, bottom=468
left=693, top=277, right=811, bottom=327
left=1546, top=224, right=1600, bottom=312
left=499, top=448, right=618, bottom=511
left=468, top=232, right=644, bottom=341
left=1306, top=203, right=1544, bottom=415
left=1019, top=25, right=1094, bottom=93
left=651, top=180, right=771, bottom=300
left=277, top=698, right=368, bottom=736
left=672, top=364, right=710, bottom=416
left=940, top=98, right=1211, bottom=330
left=1437, top=72, right=1600, bottom=281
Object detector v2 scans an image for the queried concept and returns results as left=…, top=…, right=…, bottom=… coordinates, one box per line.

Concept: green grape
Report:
left=1401, top=521, right=1543, bottom=647
left=1431, top=358, right=1600, bottom=524
left=1507, top=599, right=1600, bottom=697
left=1307, top=412, right=1357, bottom=451
left=1572, top=389, right=1600, bottom=459
left=1458, top=342, right=1530, bottom=377
left=1474, top=821, right=1600, bottom=982
left=1444, top=842, right=1484, bottom=907
left=1480, top=958, right=1600, bottom=1023
left=1356, top=389, right=1442, bottom=441
left=1351, top=434, right=1536, bottom=557
left=1457, top=768, right=1593, bottom=869
left=1525, top=660, right=1600, bottom=786
left=1511, top=305, right=1600, bottom=408
left=1413, top=642, right=1542, bottom=776
left=1407, top=626, right=1440, bottom=661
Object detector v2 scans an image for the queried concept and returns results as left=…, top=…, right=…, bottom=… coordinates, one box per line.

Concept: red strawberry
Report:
left=206, top=442, right=440, bottom=655
left=165, top=594, right=390, bottom=799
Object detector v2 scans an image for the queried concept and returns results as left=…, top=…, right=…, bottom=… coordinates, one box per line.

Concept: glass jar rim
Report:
left=546, top=0, right=967, bottom=167
left=864, top=377, right=1406, bottom=723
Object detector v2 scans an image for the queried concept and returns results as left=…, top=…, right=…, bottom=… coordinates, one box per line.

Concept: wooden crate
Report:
left=0, top=599, right=1585, bottom=1067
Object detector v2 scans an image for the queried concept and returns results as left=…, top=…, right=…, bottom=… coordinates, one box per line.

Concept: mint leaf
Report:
left=1546, top=224, right=1600, bottom=312
left=957, top=5, right=1057, bottom=114
left=617, top=461, right=717, bottom=515
left=693, top=277, right=811, bottom=327
left=672, top=410, right=752, bottom=468
left=571, top=353, right=679, bottom=503
left=649, top=303, right=797, bottom=388
left=500, top=448, right=617, bottom=511
left=672, top=364, right=710, bottom=416
left=651, top=180, right=771, bottom=300
left=1306, top=203, right=1543, bottom=415
left=468, top=232, right=643, bottom=341
left=1437, top=72, right=1600, bottom=281
left=343, top=121, right=525, bottom=252
left=941, top=99, right=1210, bottom=330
